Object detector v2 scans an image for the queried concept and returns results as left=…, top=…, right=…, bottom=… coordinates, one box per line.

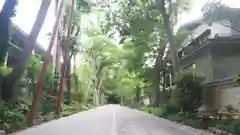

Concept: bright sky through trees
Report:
left=0, top=0, right=239, bottom=49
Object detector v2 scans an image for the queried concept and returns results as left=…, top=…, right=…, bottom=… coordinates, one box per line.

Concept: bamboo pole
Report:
left=27, top=1, right=64, bottom=126
left=56, top=0, right=76, bottom=118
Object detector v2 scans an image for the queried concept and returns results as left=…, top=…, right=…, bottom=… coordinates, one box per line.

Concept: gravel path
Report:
left=11, top=104, right=215, bottom=135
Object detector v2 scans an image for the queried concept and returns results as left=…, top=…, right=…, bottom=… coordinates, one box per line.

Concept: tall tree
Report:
left=1, top=0, right=51, bottom=101
left=156, top=0, right=192, bottom=74
left=0, top=0, right=18, bottom=65
left=157, top=0, right=178, bottom=73
left=62, top=0, right=92, bottom=104
left=202, top=1, right=240, bottom=32
left=101, top=0, right=169, bottom=105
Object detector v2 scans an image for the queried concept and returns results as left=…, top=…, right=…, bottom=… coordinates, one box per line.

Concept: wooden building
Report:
left=7, top=23, right=46, bottom=67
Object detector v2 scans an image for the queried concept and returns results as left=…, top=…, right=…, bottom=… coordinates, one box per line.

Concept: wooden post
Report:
left=27, top=1, right=64, bottom=126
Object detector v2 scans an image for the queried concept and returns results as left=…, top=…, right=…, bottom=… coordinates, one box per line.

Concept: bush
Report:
left=168, top=89, right=182, bottom=110
left=165, top=113, right=206, bottom=129
left=71, top=90, right=88, bottom=104
left=26, top=54, right=54, bottom=91
left=163, top=104, right=181, bottom=115
left=61, top=103, right=89, bottom=117
left=165, top=114, right=185, bottom=123
left=0, top=102, right=28, bottom=133
left=183, top=118, right=205, bottom=129
left=0, top=66, right=12, bottom=76
left=143, top=106, right=166, bottom=117
left=215, top=119, right=240, bottom=134
left=235, top=74, right=240, bottom=84
left=176, top=71, right=205, bottom=113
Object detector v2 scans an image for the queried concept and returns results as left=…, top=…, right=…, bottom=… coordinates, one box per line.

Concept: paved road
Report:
left=11, top=105, right=207, bottom=135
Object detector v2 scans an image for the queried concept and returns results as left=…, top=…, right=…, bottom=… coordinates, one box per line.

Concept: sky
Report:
left=0, top=0, right=240, bottom=50
left=0, top=0, right=56, bottom=49
left=177, top=0, right=240, bottom=27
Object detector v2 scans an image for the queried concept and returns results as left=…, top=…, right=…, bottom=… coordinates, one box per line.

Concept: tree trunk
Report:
left=161, top=67, right=166, bottom=103
left=62, top=0, right=76, bottom=105
left=135, top=87, right=141, bottom=103
left=0, top=0, right=17, bottom=65
left=65, top=59, right=71, bottom=104
left=153, top=54, right=161, bottom=106
left=53, top=31, right=61, bottom=93
left=96, top=75, right=104, bottom=105
left=1, top=0, right=51, bottom=101
left=158, top=0, right=179, bottom=73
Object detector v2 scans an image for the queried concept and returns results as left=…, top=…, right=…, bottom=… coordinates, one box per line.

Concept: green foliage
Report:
left=142, top=104, right=181, bottom=117
left=168, top=89, right=182, bottom=110
left=99, top=0, right=193, bottom=106
left=25, top=54, right=55, bottom=117
left=0, top=66, right=12, bottom=76
left=26, top=54, right=42, bottom=84
left=165, top=114, right=185, bottom=123
left=176, top=71, right=205, bottom=113
left=105, top=92, right=121, bottom=104
left=0, top=101, right=28, bottom=133
left=143, top=106, right=165, bottom=117
left=72, top=90, right=89, bottom=103
left=76, top=30, right=152, bottom=105
left=235, top=74, right=240, bottom=84
left=103, top=0, right=168, bottom=71
left=61, top=103, right=91, bottom=117
left=202, top=1, right=240, bottom=32
left=214, top=119, right=240, bottom=134
left=76, top=0, right=91, bottom=12
left=165, top=113, right=206, bottom=129
left=26, top=54, right=54, bottom=90
left=183, top=118, right=205, bottom=129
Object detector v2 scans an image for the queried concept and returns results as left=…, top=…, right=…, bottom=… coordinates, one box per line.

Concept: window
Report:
left=165, top=74, right=172, bottom=88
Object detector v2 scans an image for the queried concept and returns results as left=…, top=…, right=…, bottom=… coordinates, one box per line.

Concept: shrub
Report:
left=235, top=74, right=240, bottom=84
left=0, top=66, right=12, bottom=76
left=26, top=54, right=54, bottom=91
left=183, top=118, right=205, bottom=129
left=165, top=114, right=185, bottom=123
left=163, top=103, right=181, bottom=115
left=61, top=103, right=89, bottom=117
left=0, top=102, right=28, bottom=133
left=71, top=90, right=89, bottom=104
left=215, top=119, right=240, bottom=134
left=143, top=106, right=166, bottom=117
left=176, top=71, right=205, bottom=113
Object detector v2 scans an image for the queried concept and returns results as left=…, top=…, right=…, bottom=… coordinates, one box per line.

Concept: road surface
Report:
left=11, top=105, right=210, bottom=135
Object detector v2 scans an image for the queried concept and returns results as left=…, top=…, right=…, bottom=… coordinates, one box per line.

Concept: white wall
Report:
left=204, top=85, right=240, bottom=111
left=192, top=22, right=232, bottom=38
left=217, top=86, right=240, bottom=111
